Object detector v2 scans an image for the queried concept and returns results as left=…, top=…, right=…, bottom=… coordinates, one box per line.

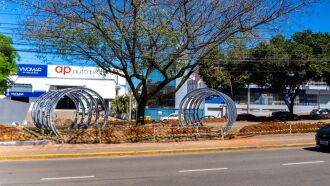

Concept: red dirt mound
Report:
left=239, top=122, right=327, bottom=135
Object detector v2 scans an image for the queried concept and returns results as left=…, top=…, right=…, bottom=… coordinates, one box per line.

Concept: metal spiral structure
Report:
left=178, top=88, right=237, bottom=132
left=31, top=87, right=109, bottom=135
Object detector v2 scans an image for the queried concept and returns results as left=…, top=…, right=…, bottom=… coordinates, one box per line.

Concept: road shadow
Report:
left=303, top=146, right=330, bottom=154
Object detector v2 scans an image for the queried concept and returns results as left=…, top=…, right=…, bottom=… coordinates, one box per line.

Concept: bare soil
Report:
left=239, top=121, right=327, bottom=135
left=0, top=125, right=37, bottom=142
left=2, top=114, right=329, bottom=143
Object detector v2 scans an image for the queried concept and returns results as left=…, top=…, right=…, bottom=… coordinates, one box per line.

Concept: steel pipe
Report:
left=31, top=87, right=109, bottom=135
left=178, top=88, right=237, bottom=132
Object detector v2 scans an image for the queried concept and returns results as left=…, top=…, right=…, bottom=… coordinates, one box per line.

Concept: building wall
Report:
left=9, top=64, right=126, bottom=99
left=0, top=64, right=127, bottom=124
left=204, top=103, right=227, bottom=117
left=175, top=73, right=207, bottom=109
left=175, top=74, right=330, bottom=117
left=11, top=76, right=126, bottom=100
left=146, top=71, right=176, bottom=107
left=175, top=76, right=189, bottom=109
left=0, top=97, right=31, bottom=124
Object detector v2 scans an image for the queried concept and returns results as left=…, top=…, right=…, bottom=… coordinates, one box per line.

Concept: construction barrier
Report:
left=0, top=123, right=326, bottom=143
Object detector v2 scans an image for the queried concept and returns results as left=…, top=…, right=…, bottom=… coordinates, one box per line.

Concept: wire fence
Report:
left=0, top=122, right=327, bottom=143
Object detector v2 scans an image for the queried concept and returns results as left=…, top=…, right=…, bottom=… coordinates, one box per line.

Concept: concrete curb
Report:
left=0, top=140, right=49, bottom=146
left=0, top=142, right=315, bottom=160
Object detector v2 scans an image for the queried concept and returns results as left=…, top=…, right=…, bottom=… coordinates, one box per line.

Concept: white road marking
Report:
left=40, top=175, right=95, bottom=181
left=282, top=161, right=325, bottom=166
left=179, top=168, right=228, bottom=173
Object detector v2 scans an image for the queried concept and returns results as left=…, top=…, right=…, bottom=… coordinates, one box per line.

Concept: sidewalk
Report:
left=0, top=133, right=316, bottom=160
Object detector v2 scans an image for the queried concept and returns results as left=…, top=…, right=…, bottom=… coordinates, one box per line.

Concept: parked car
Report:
left=160, top=113, right=180, bottom=121
left=315, top=124, right=330, bottom=149
left=271, top=111, right=298, bottom=121
left=272, top=111, right=297, bottom=118
left=310, top=108, right=330, bottom=115
left=237, top=113, right=257, bottom=121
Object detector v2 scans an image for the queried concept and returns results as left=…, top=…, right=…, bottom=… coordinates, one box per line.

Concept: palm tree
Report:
left=111, top=95, right=130, bottom=113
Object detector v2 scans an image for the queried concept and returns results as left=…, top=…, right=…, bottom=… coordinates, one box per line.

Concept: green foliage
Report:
left=200, top=30, right=329, bottom=114
left=111, top=95, right=132, bottom=114
left=250, top=30, right=329, bottom=113
left=0, top=34, right=18, bottom=94
left=199, top=35, right=252, bottom=97
left=199, top=49, right=227, bottom=89
left=12, top=0, right=316, bottom=124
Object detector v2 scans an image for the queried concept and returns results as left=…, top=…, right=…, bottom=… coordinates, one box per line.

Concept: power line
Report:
left=225, top=70, right=324, bottom=72
left=0, top=42, right=324, bottom=57
left=0, top=12, right=51, bottom=17
left=0, top=48, right=88, bottom=56
left=1, top=45, right=329, bottom=61
left=5, top=51, right=330, bottom=62
left=0, top=22, right=293, bottom=37
left=1, top=50, right=329, bottom=65
left=0, top=31, right=274, bottom=42
left=1, top=39, right=329, bottom=61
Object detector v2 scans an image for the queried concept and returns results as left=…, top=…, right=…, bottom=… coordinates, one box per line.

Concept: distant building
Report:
left=6, top=64, right=126, bottom=103
left=0, top=64, right=126, bottom=124
left=175, top=73, right=330, bottom=117
left=145, top=71, right=176, bottom=108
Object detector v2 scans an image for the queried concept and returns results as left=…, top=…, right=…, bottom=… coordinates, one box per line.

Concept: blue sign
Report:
left=205, top=97, right=225, bottom=104
left=5, top=91, right=46, bottom=97
left=18, top=64, right=48, bottom=77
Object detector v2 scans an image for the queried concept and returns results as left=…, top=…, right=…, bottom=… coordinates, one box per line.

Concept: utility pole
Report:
left=115, top=75, right=120, bottom=98
left=129, top=90, right=132, bottom=120
left=317, top=89, right=321, bottom=109
left=247, top=84, right=250, bottom=114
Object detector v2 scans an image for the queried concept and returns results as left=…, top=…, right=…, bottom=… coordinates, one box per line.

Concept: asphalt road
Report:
left=0, top=147, right=329, bottom=186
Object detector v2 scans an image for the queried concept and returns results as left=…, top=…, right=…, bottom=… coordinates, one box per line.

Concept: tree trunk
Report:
left=230, top=83, right=234, bottom=99
left=136, top=98, right=148, bottom=125
left=282, top=92, right=297, bottom=116
left=288, top=101, right=294, bottom=115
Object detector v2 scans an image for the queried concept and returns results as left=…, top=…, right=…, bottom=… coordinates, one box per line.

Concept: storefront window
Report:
left=307, top=94, right=318, bottom=105
left=235, top=89, right=260, bottom=105
left=146, top=71, right=175, bottom=107
left=8, top=84, right=32, bottom=92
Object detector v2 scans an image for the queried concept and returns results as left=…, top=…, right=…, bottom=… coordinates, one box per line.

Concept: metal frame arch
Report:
left=70, top=91, right=93, bottom=128
left=178, top=88, right=237, bottom=132
left=178, top=88, right=211, bottom=126
left=37, top=91, right=61, bottom=130
left=47, top=88, right=107, bottom=135
left=186, top=89, right=212, bottom=126
left=193, top=93, right=215, bottom=125
left=77, top=87, right=110, bottom=128
left=31, top=91, right=51, bottom=128
left=31, top=90, right=52, bottom=127
left=31, top=87, right=109, bottom=136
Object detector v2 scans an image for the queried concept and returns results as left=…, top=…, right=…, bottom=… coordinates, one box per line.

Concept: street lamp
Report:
left=247, top=83, right=250, bottom=114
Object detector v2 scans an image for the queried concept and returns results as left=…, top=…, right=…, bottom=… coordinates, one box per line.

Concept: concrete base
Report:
left=0, top=140, right=49, bottom=146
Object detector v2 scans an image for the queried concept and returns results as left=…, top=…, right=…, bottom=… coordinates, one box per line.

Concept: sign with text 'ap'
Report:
left=47, top=65, right=117, bottom=80
left=18, top=64, right=48, bottom=77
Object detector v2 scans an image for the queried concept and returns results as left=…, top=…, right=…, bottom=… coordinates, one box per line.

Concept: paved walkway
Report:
left=0, top=133, right=316, bottom=159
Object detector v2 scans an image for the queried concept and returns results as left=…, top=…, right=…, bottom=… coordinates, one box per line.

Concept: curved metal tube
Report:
left=31, top=87, right=109, bottom=136
left=178, top=88, right=237, bottom=132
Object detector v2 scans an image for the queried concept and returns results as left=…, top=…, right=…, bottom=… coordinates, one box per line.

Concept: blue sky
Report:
left=280, top=1, right=330, bottom=34
left=0, top=1, right=329, bottom=66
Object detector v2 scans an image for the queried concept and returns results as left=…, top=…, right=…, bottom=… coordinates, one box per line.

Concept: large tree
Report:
left=9, top=0, right=315, bottom=124
left=251, top=30, right=329, bottom=115
left=199, top=35, right=252, bottom=98
left=0, top=34, right=18, bottom=94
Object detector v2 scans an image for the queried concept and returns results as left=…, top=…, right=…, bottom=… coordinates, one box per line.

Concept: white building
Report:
left=175, top=73, right=330, bottom=117
left=0, top=64, right=126, bottom=124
